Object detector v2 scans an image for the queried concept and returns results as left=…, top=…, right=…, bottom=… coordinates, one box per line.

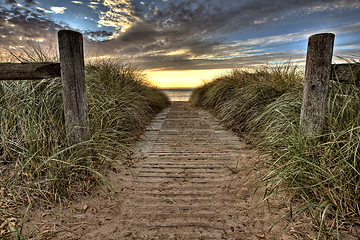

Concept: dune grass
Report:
left=190, top=64, right=360, bottom=239
left=0, top=58, right=170, bottom=239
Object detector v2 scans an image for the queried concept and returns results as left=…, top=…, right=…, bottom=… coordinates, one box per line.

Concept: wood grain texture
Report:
left=58, top=30, right=90, bottom=145
left=300, top=33, right=335, bottom=136
left=331, top=63, right=360, bottom=83
left=0, top=62, right=60, bottom=80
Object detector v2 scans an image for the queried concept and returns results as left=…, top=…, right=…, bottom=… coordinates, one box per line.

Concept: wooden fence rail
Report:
left=331, top=63, right=360, bottom=83
left=0, top=62, right=61, bottom=80
left=0, top=30, right=90, bottom=146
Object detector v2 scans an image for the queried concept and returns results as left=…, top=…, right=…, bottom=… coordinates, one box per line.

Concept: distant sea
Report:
left=162, top=88, right=194, bottom=102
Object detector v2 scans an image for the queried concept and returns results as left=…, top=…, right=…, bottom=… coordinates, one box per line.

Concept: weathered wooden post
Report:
left=300, top=33, right=335, bottom=136
left=58, top=30, right=90, bottom=145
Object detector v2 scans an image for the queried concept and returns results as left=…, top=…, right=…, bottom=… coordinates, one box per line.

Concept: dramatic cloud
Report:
left=85, top=0, right=359, bottom=70
left=50, top=7, right=66, bottom=14
left=5, top=0, right=17, bottom=4
left=24, top=0, right=35, bottom=5
left=84, top=30, right=114, bottom=40
left=4, top=0, right=35, bottom=5
left=98, top=0, right=140, bottom=35
left=1, top=0, right=360, bottom=71
left=0, top=4, right=68, bottom=61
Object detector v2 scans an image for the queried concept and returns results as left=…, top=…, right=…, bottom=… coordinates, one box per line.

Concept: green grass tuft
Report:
left=0, top=59, right=170, bottom=238
left=190, top=63, right=360, bottom=239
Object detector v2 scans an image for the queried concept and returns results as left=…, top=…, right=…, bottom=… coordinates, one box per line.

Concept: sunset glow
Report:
left=147, top=69, right=232, bottom=89
left=1, top=0, right=360, bottom=88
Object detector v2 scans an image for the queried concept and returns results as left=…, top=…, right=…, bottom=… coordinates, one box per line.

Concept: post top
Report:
left=58, top=30, right=82, bottom=37
left=309, top=33, right=335, bottom=39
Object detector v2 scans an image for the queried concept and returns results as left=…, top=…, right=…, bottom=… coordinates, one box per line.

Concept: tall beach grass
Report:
left=0, top=56, right=170, bottom=238
left=190, top=64, right=360, bottom=239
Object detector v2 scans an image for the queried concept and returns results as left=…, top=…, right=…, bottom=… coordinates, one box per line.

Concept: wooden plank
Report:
left=300, top=33, right=335, bottom=137
left=331, top=63, right=360, bottom=82
left=0, top=62, right=60, bottom=80
left=58, top=30, right=90, bottom=145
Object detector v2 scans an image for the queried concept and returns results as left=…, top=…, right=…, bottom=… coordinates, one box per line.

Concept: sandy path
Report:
left=119, top=101, right=259, bottom=239
left=23, top=101, right=313, bottom=239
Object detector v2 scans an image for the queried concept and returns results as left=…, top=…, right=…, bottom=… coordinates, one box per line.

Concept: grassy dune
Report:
left=190, top=65, right=360, bottom=239
left=0, top=60, right=170, bottom=238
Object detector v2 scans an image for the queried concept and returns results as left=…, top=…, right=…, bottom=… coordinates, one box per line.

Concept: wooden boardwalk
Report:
left=22, top=102, right=308, bottom=239
left=116, top=101, right=272, bottom=239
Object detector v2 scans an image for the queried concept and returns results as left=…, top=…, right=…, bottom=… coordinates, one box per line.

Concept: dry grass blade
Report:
left=0, top=53, right=170, bottom=239
left=190, top=62, right=360, bottom=239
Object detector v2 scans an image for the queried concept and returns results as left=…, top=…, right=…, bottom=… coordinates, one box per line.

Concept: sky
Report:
left=1, top=0, right=360, bottom=88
